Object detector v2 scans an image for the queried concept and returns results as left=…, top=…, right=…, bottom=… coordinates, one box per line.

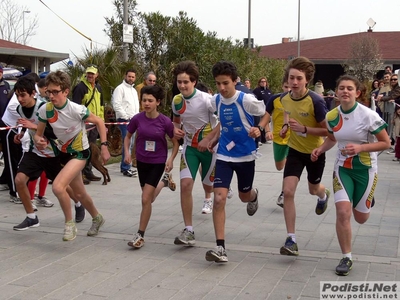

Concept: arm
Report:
left=123, top=131, right=133, bottom=165
left=198, top=123, right=221, bottom=152
left=165, top=137, right=179, bottom=172
left=33, top=121, right=47, bottom=150
left=311, top=132, right=337, bottom=161
left=258, top=111, right=273, bottom=140
left=85, top=112, right=110, bottom=164
left=345, top=129, right=390, bottom=155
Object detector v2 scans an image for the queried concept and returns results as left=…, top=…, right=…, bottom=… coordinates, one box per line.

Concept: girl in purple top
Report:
left=124, top=85, right=183, bottom=249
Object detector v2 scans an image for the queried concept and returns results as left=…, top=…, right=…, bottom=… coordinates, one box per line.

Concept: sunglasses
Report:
left=391, top=78, right=398, bottom=81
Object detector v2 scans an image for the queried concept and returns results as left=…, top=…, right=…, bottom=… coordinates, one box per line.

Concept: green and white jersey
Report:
left=326, top=102, right=387, bottom=169
left=38, top=99, right=90, bottom=153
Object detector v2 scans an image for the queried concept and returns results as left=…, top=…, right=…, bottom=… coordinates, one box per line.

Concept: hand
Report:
left=266, top=131, right=273, bottom=141
left=248, top=127, right=261, bottom=138
left=17, top=118, right=36, bottom=130
left=288, top=118, right=303, bottom=133
left=311, top=148, right=322, bottom=162
left=124, top=151, right=132, bottom=165
left=341, top=143, right=362, bottom=156
left=198, top=138, right=209, bottom=152
left=173, top=127, right=185, bottom=139
left=279, top=127, right=288, bottom=138
left=101, top=147, right=110, bottom=164
left=165, top=159, right=173, bottom=172
left=14, top=132, right=24, bottom=144
left=34, top=135, right=48, bottom=150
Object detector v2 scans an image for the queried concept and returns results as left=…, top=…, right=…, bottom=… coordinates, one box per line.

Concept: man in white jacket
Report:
left=112, top=69, right=140, bottom=177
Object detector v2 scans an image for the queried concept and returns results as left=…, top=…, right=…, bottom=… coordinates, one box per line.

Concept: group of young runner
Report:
left=9, top=57, right=389, bottom=277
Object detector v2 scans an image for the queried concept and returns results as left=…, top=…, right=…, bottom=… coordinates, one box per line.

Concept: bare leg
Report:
left=138, top=184, right=156, bottom=231
left=180, top=178, right=194, bottom=226
left=282, top=176, right=299, bottom=234
left=335, top=201, right=352, bottom=254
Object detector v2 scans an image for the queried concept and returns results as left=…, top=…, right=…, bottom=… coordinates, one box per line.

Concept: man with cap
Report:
left=72, top=65, right=104, bottom=184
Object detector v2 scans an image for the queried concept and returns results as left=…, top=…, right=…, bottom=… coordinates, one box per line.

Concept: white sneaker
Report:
left=31, top=201, right=38, bottom=212
left=227, top=187, right=234, bottom=199
left=202, top=199, right=213, bottom=214
left=179, top=145, right=183, bottom=152
left=35, top=196, right=54, bottom=207
left=276, top=191, right=284, bottom=208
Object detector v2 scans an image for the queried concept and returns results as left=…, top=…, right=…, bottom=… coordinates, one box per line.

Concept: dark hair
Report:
left=14, top=76, right=36, bottom=95
left=284, top=56, right=315, bottom=84
left=173, top=61, right=199, bottom=83
left=212, top=61, right=238, bottom=81
left=383, top=71, right=391, bottom=77
left=45, top=71, right=71, bottom=90
left=196, top=82, right=209, bottom=93
left=335, top=74, right=361, bottom=90
left=371, top=79, right=379, bottom=90
left=37, top=78, right=46, bottom=88
left=24, top=72, right=40, bottom=83
left=140, top=85, right=165, bottom=104
left=125, top=68, right=136, bottom=75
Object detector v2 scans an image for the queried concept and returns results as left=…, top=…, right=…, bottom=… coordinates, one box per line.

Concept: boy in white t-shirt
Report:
left=34, top=71, right=110, bottom=241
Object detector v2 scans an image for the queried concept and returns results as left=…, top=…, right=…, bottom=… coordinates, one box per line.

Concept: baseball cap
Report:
left=86, top=65, right=98, bottom=74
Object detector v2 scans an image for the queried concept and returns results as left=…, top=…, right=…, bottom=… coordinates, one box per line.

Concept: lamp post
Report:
left=247, top=0, right=251, bottom=49
left=297, top=0, right=300, bottom=56
left=22, top=10, right=31, bottom=45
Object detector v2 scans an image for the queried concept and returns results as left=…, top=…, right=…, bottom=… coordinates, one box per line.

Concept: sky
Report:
left=14, top=0, right=400, bottom=68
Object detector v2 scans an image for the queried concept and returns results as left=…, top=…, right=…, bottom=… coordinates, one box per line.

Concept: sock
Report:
left=216, top=239, right=225, bottom=249
left=75, top=202, right=81, bottom=208
left=204, top=198, right=212, bottom=202
left=185, top=226, right=193, bottom=232
left=344, top=252, right=352, bottom=260
left=318, top=193, right=327, bottom=202
left=288, top=233, right=296, bottom=243
left=138, top=230, right=145, bottom=237
left=251, top=188, right=258, bottom=202
left=27, top=213, right=36, bottom=219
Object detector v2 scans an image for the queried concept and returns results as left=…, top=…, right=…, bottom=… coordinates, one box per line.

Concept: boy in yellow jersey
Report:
left=259, top=78, right=290, bottom=207
left=278, top=57, right=330, bottom=256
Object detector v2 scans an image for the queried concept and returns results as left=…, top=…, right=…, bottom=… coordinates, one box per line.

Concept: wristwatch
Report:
left=100, top=141, right=110, bottom=146
left=257, top=126, right=265, bottom=133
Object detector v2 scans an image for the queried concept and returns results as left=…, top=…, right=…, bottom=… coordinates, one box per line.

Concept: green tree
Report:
left=100, top=0, right=287, bottom=114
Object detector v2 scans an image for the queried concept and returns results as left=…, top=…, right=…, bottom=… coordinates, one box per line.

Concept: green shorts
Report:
left=273, top=142, right=289, bottom=163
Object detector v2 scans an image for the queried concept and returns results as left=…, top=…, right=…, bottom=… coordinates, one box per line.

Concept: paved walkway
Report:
left=1, top=144, right=400, bottom=300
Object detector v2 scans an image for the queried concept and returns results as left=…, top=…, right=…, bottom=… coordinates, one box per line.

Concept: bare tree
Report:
left=0, top=0, right=39, bottom=45
left=343, top=34, right=383, bottom=82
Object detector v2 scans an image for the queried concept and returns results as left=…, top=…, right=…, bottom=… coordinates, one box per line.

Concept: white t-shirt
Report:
left=38, top=99, right=90, bottom=153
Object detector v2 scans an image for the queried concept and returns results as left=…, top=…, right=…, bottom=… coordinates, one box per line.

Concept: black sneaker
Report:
left=335, top=257, right=353, bottom=276
left=280, top=236, right=299, bottom=256
left=13, top=216, right=40, bottom=231
left=315, top=188, right=330, bottom=215
left=122, top=169, right=138, bottom=177
left=75, top=205, right=85, bottom=223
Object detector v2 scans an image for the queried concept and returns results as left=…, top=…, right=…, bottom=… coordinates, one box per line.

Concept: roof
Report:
left=259, top=31, right=400, bottom=64
left=0, top=38, right=69, bottom=68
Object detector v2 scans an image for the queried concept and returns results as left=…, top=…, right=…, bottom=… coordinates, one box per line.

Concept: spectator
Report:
left=135, top=71, right=157, bottom=102
left=112, top=69, right=140, bottom=177
left=253, top=77, right=272, bottom=145
left=72, top=65, right=104, bottom=184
